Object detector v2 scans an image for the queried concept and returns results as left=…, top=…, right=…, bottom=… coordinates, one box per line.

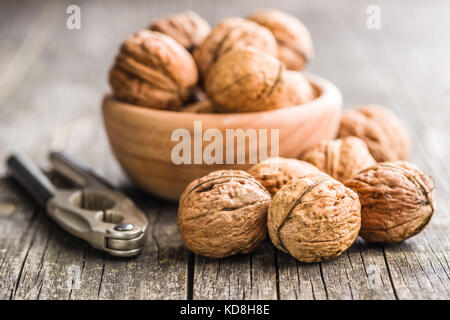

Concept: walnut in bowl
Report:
left=247, top=8, right=313, bottom=71
left=109, top=30, right=198, bottom=110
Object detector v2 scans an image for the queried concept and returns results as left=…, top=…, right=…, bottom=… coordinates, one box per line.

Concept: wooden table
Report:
left=0, top=0, right=449, bottom=300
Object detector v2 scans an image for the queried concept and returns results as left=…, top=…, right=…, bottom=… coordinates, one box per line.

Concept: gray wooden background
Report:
left=0, top=0, right=449, bottom=300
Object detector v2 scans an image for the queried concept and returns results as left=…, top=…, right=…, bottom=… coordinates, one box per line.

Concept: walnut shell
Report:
left=282, top=70, right=315, bottom=105
left=178, top=170, right=271, bottom=258
left=206, top=48, right=311, bottom=113
left=109, top=30, right=198, bottom=110
left=193, top=17, right=278, bottom=78
left=149, top=11, right=211, bottom=51
left=345, top=161, right=435, bottom=243
left=337, top=105, right=410, bottom=162
left=247, top=157, right=321, bottom=196
left=247, top=9, right=313, bottom=71
left=268, top=174, right=361, bottom=263
left=301, top=137, right=376, bottom=182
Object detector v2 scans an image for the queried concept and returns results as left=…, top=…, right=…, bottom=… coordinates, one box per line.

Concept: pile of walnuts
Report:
left=107, top=10, right=436, bottom=263
left=109, top=9, right=315, bottom=113
left=178, top=104, right=435, bottom=263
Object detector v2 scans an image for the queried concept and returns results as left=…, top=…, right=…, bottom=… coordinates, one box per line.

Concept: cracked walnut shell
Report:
left=109, top=30, right=198, bottom=110
left=268, top=174, right=361, bottom=263
left=193, top=17, right=278, bottom=78
left=345, top=161, right=435, bottom=243
left=247, top=9, right=313, bottom=71
left=149, top=11, right=211, bottom=51
left=247, top=157, right=321, bottom=196
left=301, top=136, right=376, bottom=182
left=206, top=49, right=312, bottom=112
left=178, top=170, right=271, bottom=258
left=338, top=105, right=410, bottom=162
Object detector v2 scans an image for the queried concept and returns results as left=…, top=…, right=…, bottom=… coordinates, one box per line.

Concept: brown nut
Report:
left=282, top=70, right=315, bottom=105
left=193, top=17, right=278, bottom=78
left=109, top=30, right=198, bottom=110
left=337, top=105, right=410, bottom=162
left=207, top=48, right=312, bottom=113
left=345, top=161, right=435, bottom=243
left=178, top=170, right=271, bottom=258
left=301, top=137, right=376, bottom=182
left=247, top=9, right=313, bottom=71
left=247, top=157, right=321, bottom=196
left=149, top=11, right=211, bottom=52
left=268, top=174, right=361, bottom=263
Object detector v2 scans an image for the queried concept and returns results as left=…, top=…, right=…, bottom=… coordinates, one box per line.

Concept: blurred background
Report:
left=0, top=0, right=448, bottom=186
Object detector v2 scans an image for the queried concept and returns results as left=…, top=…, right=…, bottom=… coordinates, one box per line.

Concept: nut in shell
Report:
left=345, top=161, right=435, bottom=243
left=149, top=11, right=211, bottom=52
left=268, top=174, right=361, bottom=263
left=178, top=170, right=271, bottom=258
left=247, top=9, right=313, bottom=71
left=301, top=136, right=376, bottom=182
left=247, top=157, right=321, bottom=196
left=109, top=30, right=198, bottom=110
left=207, top=48, right=313, bottom=113
left=338, top=105, right=410, bottom=162
left=193, top=17, right=278, bottom=78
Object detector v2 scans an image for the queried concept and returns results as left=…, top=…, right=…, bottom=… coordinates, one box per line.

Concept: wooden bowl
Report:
left=102, top=73, right=342, bottom=201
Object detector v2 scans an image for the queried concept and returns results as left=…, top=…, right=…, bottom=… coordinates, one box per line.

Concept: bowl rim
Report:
left=103, top=73, right=342, bottom=119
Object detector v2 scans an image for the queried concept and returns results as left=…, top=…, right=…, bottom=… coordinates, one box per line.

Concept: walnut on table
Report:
left=301, top=136, right=376, bottom=182
left=346, top=161, right=435, bottom=243
left=205, top=48, right=314, bottom=113
left=149, top=11, right=211, bottom=52
left=247, top=8, right=313, bottom=71
left=193, top=17, right=278, bottom=79
left=109, top=30, right=198, bottom=110
left=338, top=105, right=410, bottom=162
left=268, top=174, right=361, bottom=263
left=247, top=157, right=321, bottom=196
left=178, top=170, right=271, bottom=258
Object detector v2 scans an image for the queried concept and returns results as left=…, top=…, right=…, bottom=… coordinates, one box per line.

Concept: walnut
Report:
left=205, top=49, right=313, bottom=112
left=338, top=105, right=410, bottom=162
left=193, top=17, right=278, bottom=78
left=301, top=136, right=376, bottom=182
left=247, top=157, right=321, bottom=196
left=247, top=9, right=313, bottom=71
left=109, top=30, right=198, bottom=110
left=180, top=99, right=215, bottom=113
left=345, top=161, right=435, bottom=243
left=268, top=174, right=361, bottom=263
left=149, top=11, right=211, bottom=52
left=178, top=170, right=271, bottom=258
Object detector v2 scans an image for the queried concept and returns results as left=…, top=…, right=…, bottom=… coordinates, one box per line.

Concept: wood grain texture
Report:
left=0, top=0, right=449, bottom=300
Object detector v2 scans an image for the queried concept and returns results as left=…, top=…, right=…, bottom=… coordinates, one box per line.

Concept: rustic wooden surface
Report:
left=0, top=0, right=449, bottom=300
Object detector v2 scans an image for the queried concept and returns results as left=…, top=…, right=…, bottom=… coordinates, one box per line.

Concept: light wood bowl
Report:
left=102, top=73, right=342, bottom=201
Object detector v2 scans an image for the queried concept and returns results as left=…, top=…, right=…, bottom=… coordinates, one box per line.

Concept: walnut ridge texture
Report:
left=338, top=105, right=410, bottom=162
left=149, top=11, right=211, bottom=51
left=178, top=170, right=271, bottom=258
left=301, top=136, right=376, bottom=182
left=206, top=48, right=313, bottom=112
left=346, top=161, right=435, bottom=243
left=109, top=30, right=198, bottom=110
left=247, top=157, right=321, bottom=196
left=247, top=9, right=313, bottom=71
left=268, top=174, right=361, bottom=263
left=193, top=17, right=278, bottom=78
